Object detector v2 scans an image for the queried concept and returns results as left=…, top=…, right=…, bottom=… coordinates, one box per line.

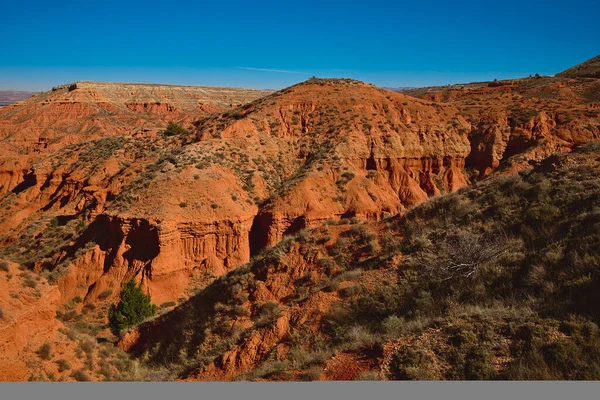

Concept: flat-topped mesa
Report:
left=0, top=81, right=271, bottom=155
left=53, top=81, right=273, bottom=109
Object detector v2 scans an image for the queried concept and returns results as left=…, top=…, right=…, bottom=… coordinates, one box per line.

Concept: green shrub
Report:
left=71, top=369, right=91, bottom=382
left=79, top=340, right=95, bottom=354
left=108, top=279, right=157, bottom=335
left=23, top=275, right=37, bottom=288
left=299, top=366, right=322, bottom=381
left=98, top=289, right=113, bottom=300
left=160, top=301, right=177, bottom=309
left=463, top=347, right=496, bottom=380
left=389, top=347, right=439, bottom=380
left=37, top=343, right=53, bottom=360
left=56, top=359, right=71, bottom=372
left=98, top=359, right=113, bottom=380
left=163, top=122, right=187, bottom=136
left=506, top=319, right=600, bottom=380
left=355, top=370, right=382, bottom=380
left=0, top=260, right=9, bottom=272
left=256, top=302, right=282, bottom=322
left=339, top=284, right=363, bottom=298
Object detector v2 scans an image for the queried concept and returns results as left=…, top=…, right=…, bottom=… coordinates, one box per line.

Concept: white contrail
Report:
left=235, top=67, right=309, bottom=75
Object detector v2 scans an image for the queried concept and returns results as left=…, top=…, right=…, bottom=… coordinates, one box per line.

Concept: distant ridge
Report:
left=384, top=86, right=417, bottom=92
left=557, top=54, right=600, bottom=79
left=0, top=90, right=37, bottom=106
left=52, top=81, right=268, bottom=90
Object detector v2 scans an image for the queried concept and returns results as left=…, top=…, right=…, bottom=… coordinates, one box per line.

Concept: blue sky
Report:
left=1, top=0, right=598, bottom=91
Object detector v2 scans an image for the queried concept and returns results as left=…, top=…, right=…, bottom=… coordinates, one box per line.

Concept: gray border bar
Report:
left=1, top=382, right=599, bottom=400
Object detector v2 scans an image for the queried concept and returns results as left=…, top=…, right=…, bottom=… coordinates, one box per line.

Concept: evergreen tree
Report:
left=108, top=279, right=157, bottom=335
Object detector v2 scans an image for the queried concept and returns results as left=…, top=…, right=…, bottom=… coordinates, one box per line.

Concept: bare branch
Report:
left=410, top=230, right=509, bottom=284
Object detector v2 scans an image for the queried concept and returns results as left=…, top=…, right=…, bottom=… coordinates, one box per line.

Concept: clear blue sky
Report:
left=1, top=0, right=598, bottom=91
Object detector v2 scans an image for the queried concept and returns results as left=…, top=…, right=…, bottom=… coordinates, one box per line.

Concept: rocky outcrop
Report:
left=3, top=76, right=598, bottom=317
left=3, top=67, right=600, bottom=380
left=53, top=213, right=255, bottom=305
left=467, top=110, right=599, bottom=176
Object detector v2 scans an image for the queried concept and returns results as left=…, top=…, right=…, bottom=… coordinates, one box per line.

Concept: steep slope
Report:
left=557, top=54, right=600, bottom=79
left=124, top=142, right=600, bottom=381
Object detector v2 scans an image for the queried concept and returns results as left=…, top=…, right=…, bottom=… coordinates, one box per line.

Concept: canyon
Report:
left=0, top=56, right=599, bottom=381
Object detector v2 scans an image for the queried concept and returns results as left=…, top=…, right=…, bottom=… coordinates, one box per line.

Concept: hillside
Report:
left=556, top=54, right=600, bottom=79
left=125, top=142, right=600, bottom=381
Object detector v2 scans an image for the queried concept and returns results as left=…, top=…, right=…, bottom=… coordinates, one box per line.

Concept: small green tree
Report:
left=163, top=122, right=187, bottom=136
left=108, top=279, right=157, bottom=335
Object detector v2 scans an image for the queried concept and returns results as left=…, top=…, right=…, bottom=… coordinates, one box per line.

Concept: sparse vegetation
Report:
left=122, top=143, right=600, bottom=381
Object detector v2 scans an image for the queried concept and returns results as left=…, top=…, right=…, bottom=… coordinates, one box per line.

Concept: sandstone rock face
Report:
left=235, top=80, right=471, bottom=248
left=121, top=237, right=341, bottom=381
left=56, top=214, right=255, bottom=305
left=404, top=75, right=600, bottom=177
left=118, top=143, right=600, bottom=381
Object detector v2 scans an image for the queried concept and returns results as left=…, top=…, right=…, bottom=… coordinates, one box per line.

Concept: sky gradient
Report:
left=1, top=0, right=598, bottom=91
